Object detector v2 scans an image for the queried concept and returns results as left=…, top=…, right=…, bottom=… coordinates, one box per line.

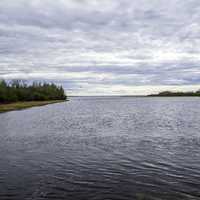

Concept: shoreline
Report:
left=0, top=100, right=67, bottom=113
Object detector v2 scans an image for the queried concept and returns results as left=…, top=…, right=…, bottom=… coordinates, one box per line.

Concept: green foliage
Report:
left=0, top=80, right=67, bottom=103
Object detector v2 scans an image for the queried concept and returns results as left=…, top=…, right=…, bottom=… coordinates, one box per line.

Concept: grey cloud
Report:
left=0, top=0, right=200, bottom=95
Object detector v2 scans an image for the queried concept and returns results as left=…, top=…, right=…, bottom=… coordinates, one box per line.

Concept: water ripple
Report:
left=0, top=97, right=200, bottom=199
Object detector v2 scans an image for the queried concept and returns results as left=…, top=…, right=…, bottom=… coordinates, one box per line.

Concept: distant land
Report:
left=69, top=94, right=200, bottom=98
left=70, top=90, right=200, bottom=98
left=149, top=90, right=200, bottom=97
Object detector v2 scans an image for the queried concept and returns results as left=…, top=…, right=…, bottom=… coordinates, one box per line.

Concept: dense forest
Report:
left=0, top=80, right=67, bottom=103
left=149, top=90, right=200, bottom=97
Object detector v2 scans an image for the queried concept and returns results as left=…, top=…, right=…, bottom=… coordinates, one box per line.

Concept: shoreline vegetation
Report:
left=0, top=80, right=67, bottom=112
left=0, top=100, right=66, bottom=113
left=148, top=90, right=200, bottom=97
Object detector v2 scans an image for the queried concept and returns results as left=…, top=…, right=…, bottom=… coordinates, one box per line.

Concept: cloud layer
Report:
left=0, top=0, right=200, bottom=95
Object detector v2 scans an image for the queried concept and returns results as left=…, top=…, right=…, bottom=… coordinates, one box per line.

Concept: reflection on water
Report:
left=0, top=97, right=200, bottom=199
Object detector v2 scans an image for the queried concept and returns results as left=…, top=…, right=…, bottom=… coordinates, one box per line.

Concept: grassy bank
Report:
left=0, top=100, right=66, bottom=113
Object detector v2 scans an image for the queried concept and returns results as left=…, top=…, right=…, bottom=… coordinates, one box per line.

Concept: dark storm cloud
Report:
left=0, top=0, right=200, bottom=95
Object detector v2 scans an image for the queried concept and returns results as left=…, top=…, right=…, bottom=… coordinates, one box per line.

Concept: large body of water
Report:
left=0, top=97, right=200, bottom=200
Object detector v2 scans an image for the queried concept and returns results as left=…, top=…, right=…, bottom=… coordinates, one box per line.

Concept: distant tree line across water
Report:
left=149, top=90, right=200, bottom=97
left=0, top=80, right=67, bottom=103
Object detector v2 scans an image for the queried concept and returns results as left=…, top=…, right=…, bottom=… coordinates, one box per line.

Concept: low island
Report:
left=149, top=90, right=200, bottom=97
left=0, top=80, right=67, bottom=113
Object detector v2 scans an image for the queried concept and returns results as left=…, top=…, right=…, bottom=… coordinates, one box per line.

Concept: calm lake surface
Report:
left=0, top=97, right=200, bottom=200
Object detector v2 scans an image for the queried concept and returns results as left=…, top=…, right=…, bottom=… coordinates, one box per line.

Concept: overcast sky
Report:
left=0, top=0, right=200, bottom=95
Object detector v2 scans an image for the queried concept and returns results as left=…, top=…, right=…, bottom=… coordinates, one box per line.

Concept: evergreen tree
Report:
left=0, top=80, right=67, bottom=103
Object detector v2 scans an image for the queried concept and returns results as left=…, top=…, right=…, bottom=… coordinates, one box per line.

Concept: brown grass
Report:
left=0, top=100, right=66, bottom=113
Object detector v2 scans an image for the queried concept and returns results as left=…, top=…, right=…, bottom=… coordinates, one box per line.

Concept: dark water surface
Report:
left=0, top=97, right=200, bottom=200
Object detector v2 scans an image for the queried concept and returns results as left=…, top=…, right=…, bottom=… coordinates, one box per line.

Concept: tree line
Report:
left=149, top=90, right=200, bottom=97
left=0, top=80, right=67, bottom=103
